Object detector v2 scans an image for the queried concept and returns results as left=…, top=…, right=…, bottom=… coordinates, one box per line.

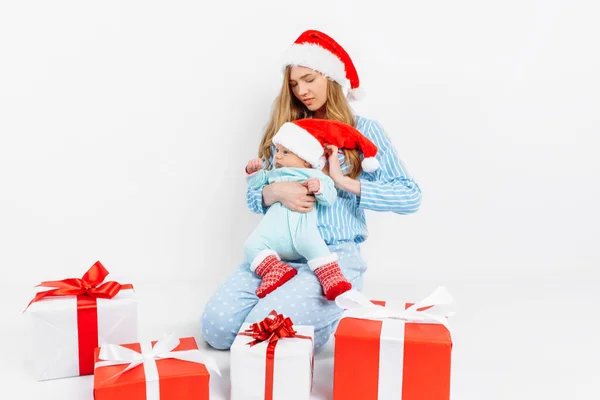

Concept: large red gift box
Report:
left=333, top=287, right=455, bottom=400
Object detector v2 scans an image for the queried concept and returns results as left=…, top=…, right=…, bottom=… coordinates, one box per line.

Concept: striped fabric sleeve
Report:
left=245, top=159, right=270, bottom=215
left=358, top=121, right=422, bottom=215
left=245, top=186, right=268, bottom=215
left=246, top=169, right=269, bottom=191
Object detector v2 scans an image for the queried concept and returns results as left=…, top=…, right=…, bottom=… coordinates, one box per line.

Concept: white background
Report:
left=1, top=1, right=598, bottom=399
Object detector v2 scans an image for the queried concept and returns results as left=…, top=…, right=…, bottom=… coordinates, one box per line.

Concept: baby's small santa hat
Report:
left=272, top=119, right=380, bottom=172
left=281, top=30, right=364, bottom=101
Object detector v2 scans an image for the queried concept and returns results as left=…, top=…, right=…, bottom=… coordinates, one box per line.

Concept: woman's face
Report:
left=289, top=66, right=328, bottom=113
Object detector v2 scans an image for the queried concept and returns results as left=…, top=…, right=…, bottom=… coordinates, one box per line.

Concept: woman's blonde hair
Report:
left=258, top=66, right=363, bottom=179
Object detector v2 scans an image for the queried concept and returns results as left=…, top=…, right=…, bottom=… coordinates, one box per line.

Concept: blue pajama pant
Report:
left=200, top=242, right=367, bottom=351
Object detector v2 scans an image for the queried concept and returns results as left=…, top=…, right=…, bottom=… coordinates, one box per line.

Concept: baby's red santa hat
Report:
left=281, top=30, right=364, bottom=101
left=272, top=119, right=380, bottom=172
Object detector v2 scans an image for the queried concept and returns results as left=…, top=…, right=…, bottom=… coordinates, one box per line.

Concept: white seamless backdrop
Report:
left=1, top=1, right=598, bottom=288
left=2, top=2, right=600, bottom=399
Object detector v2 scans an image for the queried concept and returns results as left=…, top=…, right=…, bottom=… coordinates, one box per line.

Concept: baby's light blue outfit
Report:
left=243, top=167, right=337, bottom=267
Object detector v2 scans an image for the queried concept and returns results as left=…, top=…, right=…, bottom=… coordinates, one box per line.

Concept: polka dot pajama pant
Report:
left=200, top=242, right=367, bottom=351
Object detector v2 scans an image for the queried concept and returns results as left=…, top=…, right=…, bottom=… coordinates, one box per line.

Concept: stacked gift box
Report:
left=25, top=261, right=220, bottom=399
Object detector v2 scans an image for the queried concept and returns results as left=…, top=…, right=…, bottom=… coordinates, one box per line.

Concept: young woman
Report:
left=201, top=30, right=422, bottom=350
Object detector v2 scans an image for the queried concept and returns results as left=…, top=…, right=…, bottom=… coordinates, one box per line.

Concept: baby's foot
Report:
left=255, top=255, right=297, bottom=298
left=313, top=261, right=352, bottom=301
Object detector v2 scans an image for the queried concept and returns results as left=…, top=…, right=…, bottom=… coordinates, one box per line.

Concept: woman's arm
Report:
left=325, top=121, right=422, bottom=215
left=245, top=162, right=270, bottom=214
left=263, top=182, right=316, bottom=212
left=358, top=121, right=422, bottom=214
left=247, top=169, right=269, bottom=191
left=246, top=185, right=268, bottom=214
left=246, top=181, right=317, bottom=214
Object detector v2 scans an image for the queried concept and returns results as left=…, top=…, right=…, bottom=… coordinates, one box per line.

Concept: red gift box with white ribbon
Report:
left=93, top=335, right=221, bottom=400
left=333, top=287, right=455, bottom=400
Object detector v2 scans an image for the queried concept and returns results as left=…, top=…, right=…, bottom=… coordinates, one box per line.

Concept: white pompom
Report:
left=362, top=157, right=379, bottom=172
left=348, top=86, right=365, bottom=101
left=315, top=156, right=327, bottom=170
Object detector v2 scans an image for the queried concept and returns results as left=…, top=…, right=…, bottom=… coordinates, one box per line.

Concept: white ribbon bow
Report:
left=95, top=335, right=221, bottom=400
left=335, top=286, right=456, bottom=334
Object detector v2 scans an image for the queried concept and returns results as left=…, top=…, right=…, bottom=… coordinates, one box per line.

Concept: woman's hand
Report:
left=323, top=145, right=345, bottom=184
left=262, top=181, right=316, bottom=213
left=322, top=144, right=362, bottom=196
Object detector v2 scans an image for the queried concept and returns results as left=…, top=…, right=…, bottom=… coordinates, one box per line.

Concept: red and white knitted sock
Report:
left=309, top=254, right=352, bottom=301
left=253, top=254, right=297, bottom=298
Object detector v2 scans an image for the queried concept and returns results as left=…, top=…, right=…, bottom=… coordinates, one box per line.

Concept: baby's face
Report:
left=274, top=144, right=311, bottom=169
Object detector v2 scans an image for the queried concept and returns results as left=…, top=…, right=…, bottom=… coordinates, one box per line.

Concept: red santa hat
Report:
left=281, top=30, right=364, bottom=101
left=272, top=119, right=380, bottom=172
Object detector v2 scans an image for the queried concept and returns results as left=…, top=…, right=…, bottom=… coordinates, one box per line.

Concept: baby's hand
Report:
left=246, top=158, right=264, bottom=174
left=305, top=177, right=321, bottom=193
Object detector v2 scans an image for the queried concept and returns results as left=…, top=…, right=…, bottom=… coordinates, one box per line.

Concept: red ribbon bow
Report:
left=25, top=261, right=123, bottom=310
left=239, top=311, right=314, bottom=400
left=243, top=311, right=298, bottom=347
left=25, top=261, right=132, bottom=376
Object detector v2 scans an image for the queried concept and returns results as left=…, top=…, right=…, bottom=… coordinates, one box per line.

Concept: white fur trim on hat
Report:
left=361, top=157, right=380, bottom=173
left=307, top=252, right=339, bottom=271
left=272, top=122, right=325, bottom=169
left=347, top=86, right=365, bottom=101
left=315, top=155, right=327, bottom=170
left=250, top=249, right=279, bottom=272
left=282, top=43, right=350, bottom=91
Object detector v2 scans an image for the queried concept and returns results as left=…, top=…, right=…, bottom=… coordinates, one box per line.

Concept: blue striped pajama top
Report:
left=245, top=115, right=422, bottom=245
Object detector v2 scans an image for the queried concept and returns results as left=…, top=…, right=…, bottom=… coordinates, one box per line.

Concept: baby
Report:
left=244, top=118, right=380, bottom=301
